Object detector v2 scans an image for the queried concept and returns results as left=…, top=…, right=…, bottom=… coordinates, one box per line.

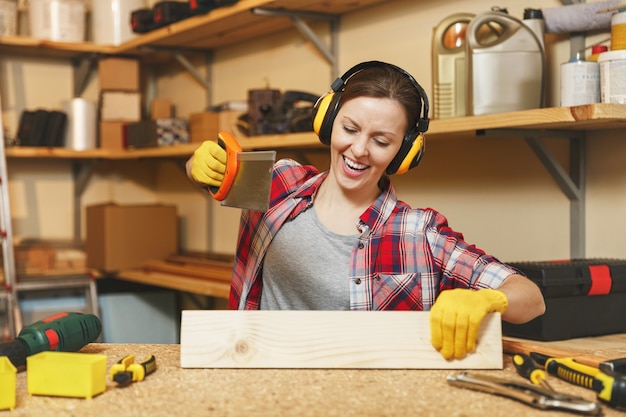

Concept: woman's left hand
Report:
left=429, top=288, right=508, bottom=360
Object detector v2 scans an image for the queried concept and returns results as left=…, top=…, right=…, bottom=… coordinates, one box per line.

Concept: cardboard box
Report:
left=152, top=98, right=173, bottom=119
left=100, top=91, right=142, bottom=122
left=125, top=118, right=189, bottom=148
left=98, top=58, right=140, bottom=91
left=189, top=110, right=242, bottom=143
left=99, top=121, right=126, bottom=150
left=86, top=203, right=178, bottom=271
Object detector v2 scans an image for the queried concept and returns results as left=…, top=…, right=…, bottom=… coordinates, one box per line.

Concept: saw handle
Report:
left=208, top=131, right=242, bottom=201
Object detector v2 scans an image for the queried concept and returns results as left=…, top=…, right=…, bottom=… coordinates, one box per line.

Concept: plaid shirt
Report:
left=228, top=159, right=517, bottom=310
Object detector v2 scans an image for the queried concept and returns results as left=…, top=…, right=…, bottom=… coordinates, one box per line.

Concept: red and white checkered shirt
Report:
left=228, top=159, right=517, bottom=310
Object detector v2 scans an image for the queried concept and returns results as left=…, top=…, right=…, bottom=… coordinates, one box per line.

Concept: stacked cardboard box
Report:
left=85, top=203, right=178, bottom=271
left=98, top=57, right=141, bottom=150
left=189, top=110, right=243, bottom=143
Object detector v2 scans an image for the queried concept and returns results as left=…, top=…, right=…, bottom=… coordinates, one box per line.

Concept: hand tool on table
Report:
left=512, top=353, right=554, bottom=391
left=110, top=354, right=157, bottom=387
left=503, top=337, right=626, bottom=409
left=0, top=312, right=102, bottom=371
left=534, top=354, right=626, bottom=410
left=208, top=131, right=276, bottom=212
left=447, top=371, right=603, bottom=415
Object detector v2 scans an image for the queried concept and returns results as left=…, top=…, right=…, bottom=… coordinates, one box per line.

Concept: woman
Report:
left=186, top=61, right=545, bottom=360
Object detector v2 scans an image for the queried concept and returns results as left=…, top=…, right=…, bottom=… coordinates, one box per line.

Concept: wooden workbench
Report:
left=8, top=334, right=626, bottom=417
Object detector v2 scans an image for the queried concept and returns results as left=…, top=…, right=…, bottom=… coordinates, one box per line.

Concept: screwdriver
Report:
left=513, top=353, right=554, bottom=391
left=545, top=357, right=626, bottom=409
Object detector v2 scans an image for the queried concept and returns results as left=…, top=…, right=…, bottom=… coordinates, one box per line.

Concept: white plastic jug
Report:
left=466, top=9, right=545, bottom=115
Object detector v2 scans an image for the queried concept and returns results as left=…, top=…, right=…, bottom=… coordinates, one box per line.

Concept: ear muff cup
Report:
left=313, top=60, right=429, bottom=174
left=312, top=92, right=340, bottom=146
left=386, top=131, right=424, bottom=175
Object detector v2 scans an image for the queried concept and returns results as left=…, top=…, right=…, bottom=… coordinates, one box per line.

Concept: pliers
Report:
left=109, top=354, right=157, bottom=387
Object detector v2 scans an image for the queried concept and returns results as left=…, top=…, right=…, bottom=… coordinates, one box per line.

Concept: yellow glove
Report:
left=190, top=140, right=227, bottom=188
left=430, top=288, right=508, bottom=360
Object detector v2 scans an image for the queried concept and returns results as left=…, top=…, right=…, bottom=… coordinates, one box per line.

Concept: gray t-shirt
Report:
left=260, top=207, right=357, bottom=310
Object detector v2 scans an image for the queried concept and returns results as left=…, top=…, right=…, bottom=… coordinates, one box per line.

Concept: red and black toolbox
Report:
left=502, top=259, right=626, bottom=341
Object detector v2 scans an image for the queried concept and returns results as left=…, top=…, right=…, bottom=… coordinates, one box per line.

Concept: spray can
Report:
left=560, top=55, right=600, bottom=106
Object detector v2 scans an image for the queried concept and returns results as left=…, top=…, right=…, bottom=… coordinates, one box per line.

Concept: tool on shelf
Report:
left=110, top=354, right=157, bottom=387
left=0, top=312, right=102, bottom=371
left=447, top=371, right=602, bottom=415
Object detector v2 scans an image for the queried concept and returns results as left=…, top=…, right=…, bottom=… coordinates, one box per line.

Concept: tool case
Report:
left=152, top=1, right=191, bottom=29
left=189, top=0, right=238, bottom=15
left=130, top=8, right=155, bottom=34
left=502, top=258, right=626, bottom=341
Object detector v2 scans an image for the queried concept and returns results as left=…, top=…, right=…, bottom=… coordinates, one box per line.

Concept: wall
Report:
left=2, top=0, right=625, bottom=264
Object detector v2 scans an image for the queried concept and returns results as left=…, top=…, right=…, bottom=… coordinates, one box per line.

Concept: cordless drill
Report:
left=0, top=312, right=102, bottom=370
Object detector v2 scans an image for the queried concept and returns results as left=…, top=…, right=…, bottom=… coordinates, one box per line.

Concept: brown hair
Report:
left=338, top=65, right=422, bottom=134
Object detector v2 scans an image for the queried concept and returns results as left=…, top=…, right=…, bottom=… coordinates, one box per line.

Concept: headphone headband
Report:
left=331, top=61, right=430, bottom=134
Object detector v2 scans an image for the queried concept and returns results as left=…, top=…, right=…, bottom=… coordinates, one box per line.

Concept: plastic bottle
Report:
left=588, top=45, right=608, bottom=62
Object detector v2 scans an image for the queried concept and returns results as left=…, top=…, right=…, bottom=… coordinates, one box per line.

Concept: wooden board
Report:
left=503, top=334, right=626, bottom=367
left=180, top=310, right=503, bottom=369
left=116, top=269, right=230, bottom=299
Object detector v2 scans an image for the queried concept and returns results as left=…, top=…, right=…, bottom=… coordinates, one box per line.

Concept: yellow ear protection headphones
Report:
left=312, top=61, right=430, bottom=175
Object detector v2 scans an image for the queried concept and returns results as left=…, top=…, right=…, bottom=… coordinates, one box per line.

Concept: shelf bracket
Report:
left=251, top=7, right=340, bottom=79
left=172, top=51, right=213, bottom=92
left=479, top=129, right=586, bottom=258
left=140, top=46, right=214, bottom=107
left=71, top=54, right=99, bottom=98
left=72, top=160, right=97, bottom=243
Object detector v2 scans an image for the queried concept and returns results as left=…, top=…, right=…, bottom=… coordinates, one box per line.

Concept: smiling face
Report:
left=327, top=95, right=407, bottom=200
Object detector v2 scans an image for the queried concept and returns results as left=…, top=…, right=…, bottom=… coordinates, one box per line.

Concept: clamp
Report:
left=109, top=354, right=157, bottom=387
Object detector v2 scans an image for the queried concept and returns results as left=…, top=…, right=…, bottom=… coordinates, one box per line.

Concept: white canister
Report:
left=91, top=0, right=145, bottom=45
left=0, top=0, right=17, bottom=36
left=63, top=98, right=96, bottom=150
left=560, top=57, right=600, bottom=107
left=598, top=50, right=626, bottom=104
left=28, top=0, right=86, bottom=42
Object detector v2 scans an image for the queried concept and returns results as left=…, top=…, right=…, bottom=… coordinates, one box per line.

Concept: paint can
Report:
left=91, top=0, right=145, bottom=45
left=560, top=57, right=600, bottom=106
left=598, top=49, right=626, bottom=104
left=28, top=0, right=86, bottom=42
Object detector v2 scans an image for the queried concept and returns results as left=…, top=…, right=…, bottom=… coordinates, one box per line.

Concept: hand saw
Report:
left=209, top=131, right=276, bottom=212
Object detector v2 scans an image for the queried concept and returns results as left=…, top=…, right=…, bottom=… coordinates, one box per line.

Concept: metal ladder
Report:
left=0, top=93, right=19, bottom=339
left=0, top=93, right=100, bottom=340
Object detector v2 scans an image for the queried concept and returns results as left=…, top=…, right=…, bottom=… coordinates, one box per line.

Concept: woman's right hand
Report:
left=186, top=140, right=228, bottom=188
